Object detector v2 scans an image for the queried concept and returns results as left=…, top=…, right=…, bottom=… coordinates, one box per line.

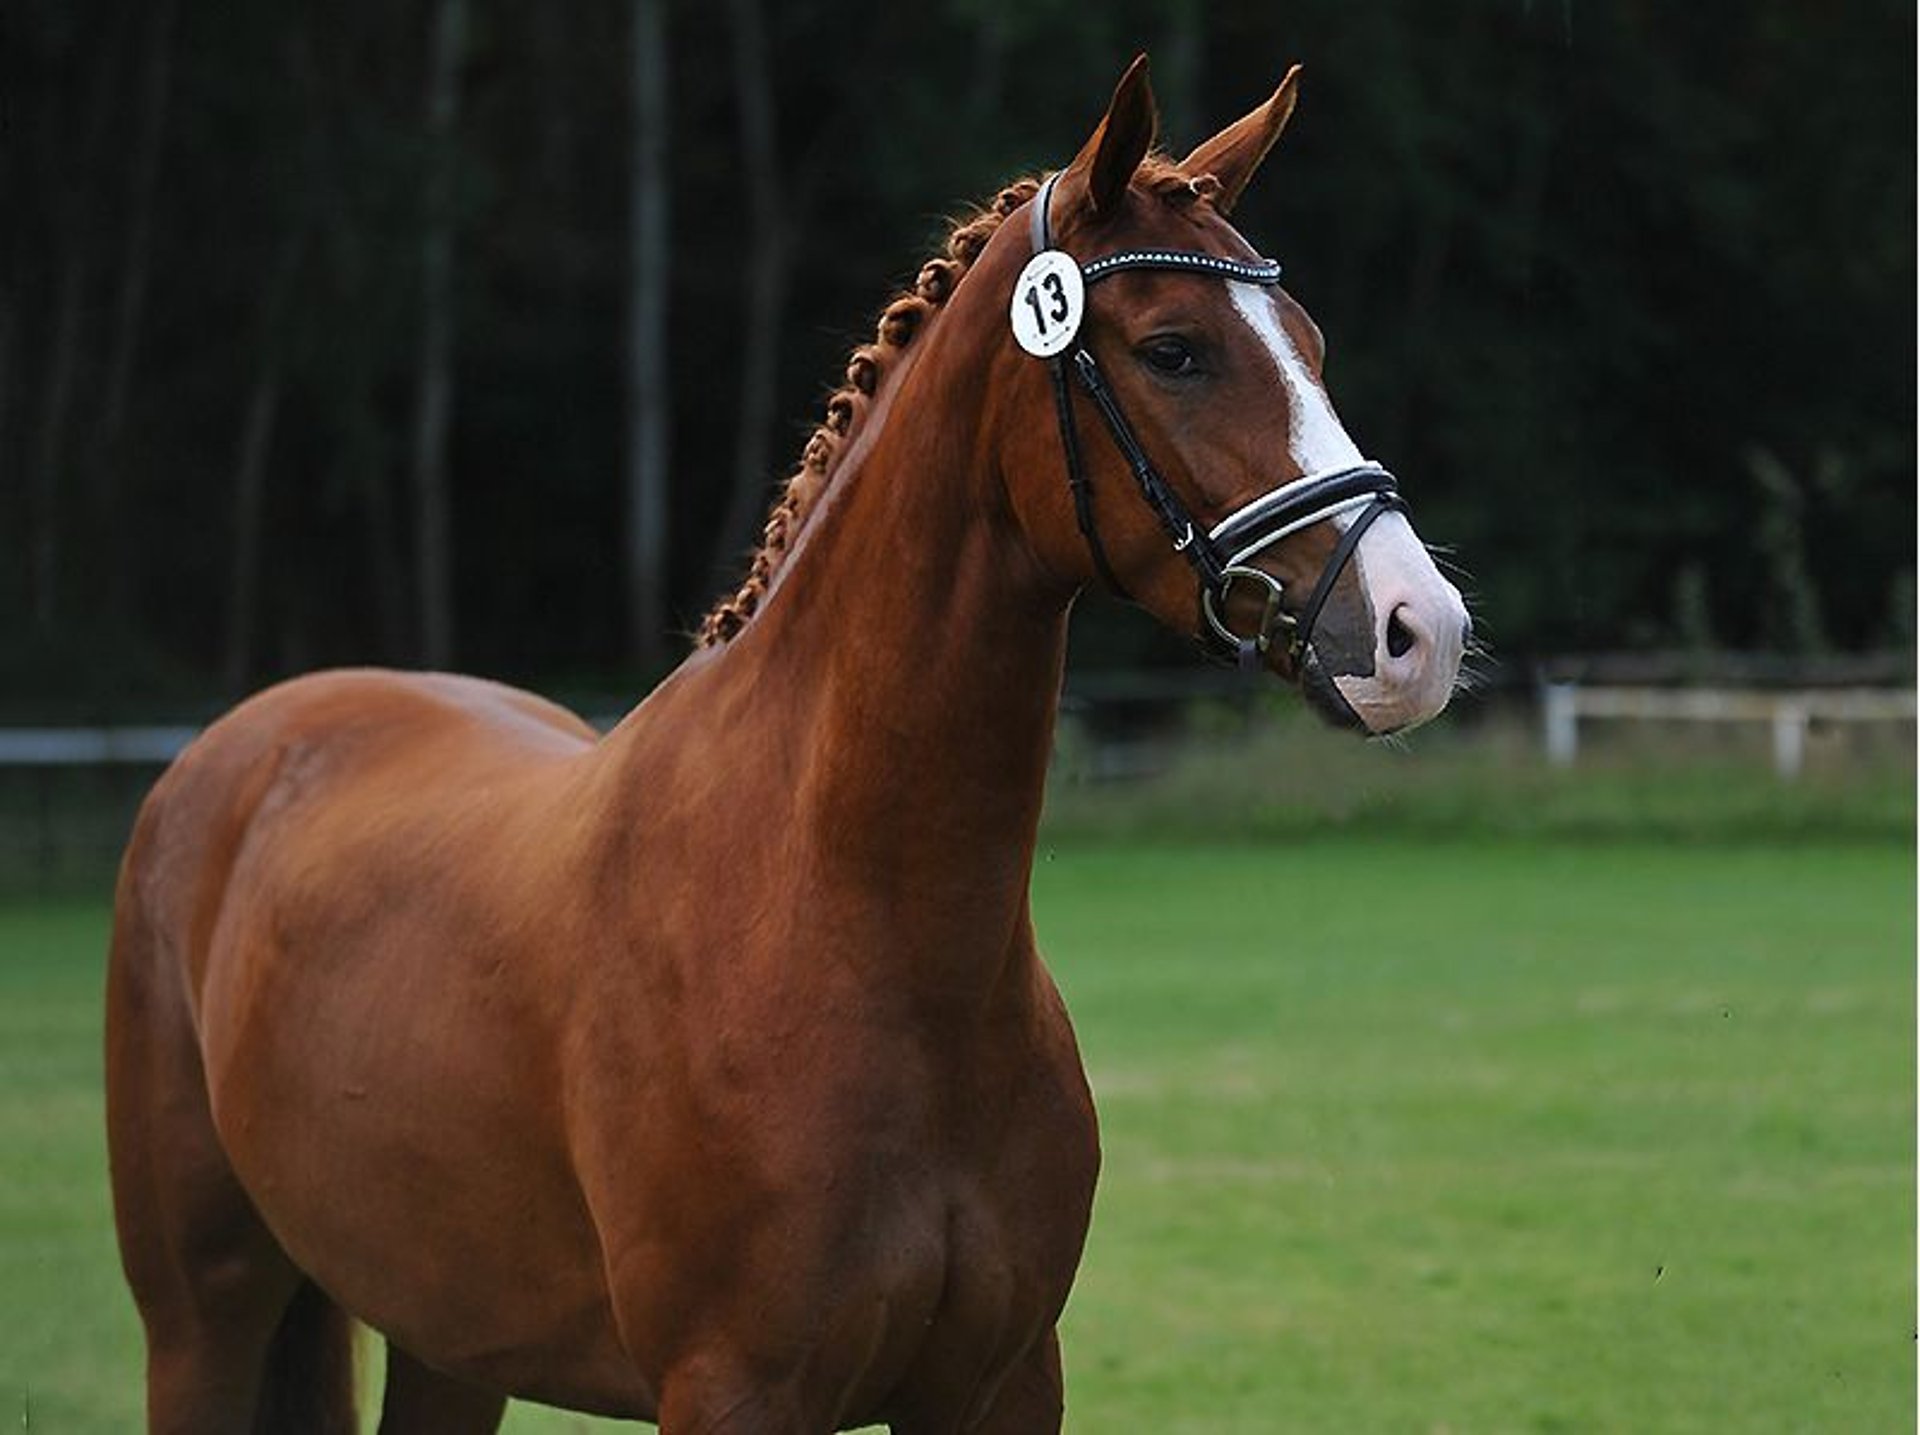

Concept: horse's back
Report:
left=179, top=666, right=598, bottom=788
left=122, top=668, right=594, bottom=958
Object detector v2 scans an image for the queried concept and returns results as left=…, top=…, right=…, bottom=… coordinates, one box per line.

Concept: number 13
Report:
left=1023, top=272, right=1070, bottom=332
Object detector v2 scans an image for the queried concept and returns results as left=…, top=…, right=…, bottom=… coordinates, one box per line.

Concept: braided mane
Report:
left=696, top=158, right=1216, bottom=647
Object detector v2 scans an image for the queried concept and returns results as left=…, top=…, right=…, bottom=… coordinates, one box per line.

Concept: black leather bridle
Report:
left=1019, top=171, right=1406, bottom=671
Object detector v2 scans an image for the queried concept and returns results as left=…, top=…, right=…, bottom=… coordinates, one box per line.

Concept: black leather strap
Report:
left=1021, top=171, right=1403, bottom=665
left=1083, top=251, right=1282, bottom=285
left=1030, top=173, right=1059, bottom=252
left=1069, top=350, right=1226, bottom=591
left=1049, top=351, right=1126, bottom=598
left=1291, top=494, right=1402, bottom=656
left=1031, top=175, right=1129, bottom=598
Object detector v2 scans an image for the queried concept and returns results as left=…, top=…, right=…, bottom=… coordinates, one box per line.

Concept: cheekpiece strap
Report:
left=1030, top=173, right=1128, bottom=594
left=1025, top=171, right=1276, bottom=598
left=1023, top=168, right=1394, bottom=665
left=1070, top=350, right=1225, bottom=591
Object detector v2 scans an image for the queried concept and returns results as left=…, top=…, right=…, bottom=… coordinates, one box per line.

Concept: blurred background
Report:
left=5, top=0, right=1913, bottom=690
left=1, top=6, right=1913, bottom=1429
left=4, top=0, right=1915, bottom=885
left=3, top=0, right=1914, bottom=884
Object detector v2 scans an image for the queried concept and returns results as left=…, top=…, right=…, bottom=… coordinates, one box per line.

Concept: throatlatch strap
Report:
left=1050, top=354, right=1127, bottom=598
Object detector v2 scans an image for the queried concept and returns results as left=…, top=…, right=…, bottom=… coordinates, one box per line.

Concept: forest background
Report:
left=3, top=1, right=1912, bottom=717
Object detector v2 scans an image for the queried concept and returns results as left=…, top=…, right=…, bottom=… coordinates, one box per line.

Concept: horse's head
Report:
left=993, top=57, right=1468, bottom=735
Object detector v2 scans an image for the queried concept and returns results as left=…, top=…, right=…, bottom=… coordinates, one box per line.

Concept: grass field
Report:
left=2, top=838, right=1911, bottom=1431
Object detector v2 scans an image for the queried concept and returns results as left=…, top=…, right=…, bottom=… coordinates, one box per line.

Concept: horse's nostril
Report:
left=1386, top=607, right=1418, bottom=659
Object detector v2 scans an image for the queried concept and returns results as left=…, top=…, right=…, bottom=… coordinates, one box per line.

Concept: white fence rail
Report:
left=0, top=726, right=202, bottom=766
left=2, top=681, right=1913, bottom=783
left=1539, top=683, right=1916, bottom=779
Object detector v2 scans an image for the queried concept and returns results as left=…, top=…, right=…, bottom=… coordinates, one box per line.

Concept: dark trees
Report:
left=0, top=1, right=1909, bottom=715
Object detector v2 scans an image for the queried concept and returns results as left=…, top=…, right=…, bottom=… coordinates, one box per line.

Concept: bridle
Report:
left=1017, top=171, right=1406, bottom=671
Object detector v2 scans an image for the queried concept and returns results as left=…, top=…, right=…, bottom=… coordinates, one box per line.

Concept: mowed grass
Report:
left=1041, top=841, right=1913, bottom=1433
left=0, top=840, right=1910, bottom=1432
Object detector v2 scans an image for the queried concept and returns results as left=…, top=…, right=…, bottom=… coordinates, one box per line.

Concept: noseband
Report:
left=1016, top=172, right=1405, bottom=670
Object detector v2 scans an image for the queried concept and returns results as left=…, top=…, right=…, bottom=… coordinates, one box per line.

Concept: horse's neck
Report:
left=681, top=315, right=1069, bottom=979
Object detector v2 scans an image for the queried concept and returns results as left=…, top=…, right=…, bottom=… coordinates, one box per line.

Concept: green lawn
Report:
left=1043, top=841, right=1913, bottom=1433
left=2, top=840, right=1911, bottom=1432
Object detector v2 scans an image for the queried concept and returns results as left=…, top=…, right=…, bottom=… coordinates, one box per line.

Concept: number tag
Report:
left=1010, top=250, right=1086, bottom=358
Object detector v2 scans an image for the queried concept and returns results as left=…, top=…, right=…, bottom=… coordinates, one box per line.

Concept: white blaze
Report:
left=1225, top=281, right=1469, bottom=733
left=1227, top=282, right=1363, bottom=476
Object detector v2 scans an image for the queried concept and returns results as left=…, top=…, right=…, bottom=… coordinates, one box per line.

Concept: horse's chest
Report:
left=582, top=992, right=1099, bottom=1421
left=859, top=1095, right=1098, bottom=1425
left=827, top=1032, right=1102, bottom=1418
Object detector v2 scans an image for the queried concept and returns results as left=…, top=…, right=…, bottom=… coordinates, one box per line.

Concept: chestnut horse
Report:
left=107, top=58, right=1466, bottom=1433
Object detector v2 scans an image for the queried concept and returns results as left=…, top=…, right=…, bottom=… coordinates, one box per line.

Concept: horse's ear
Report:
left=1181, top=64, right=1302, bottom=215
left=1058, top=54, right=1158, bottom=220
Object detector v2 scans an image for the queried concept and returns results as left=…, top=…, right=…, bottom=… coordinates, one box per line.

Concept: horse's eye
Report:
left=1140, top=336, right=1198, bottom=377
